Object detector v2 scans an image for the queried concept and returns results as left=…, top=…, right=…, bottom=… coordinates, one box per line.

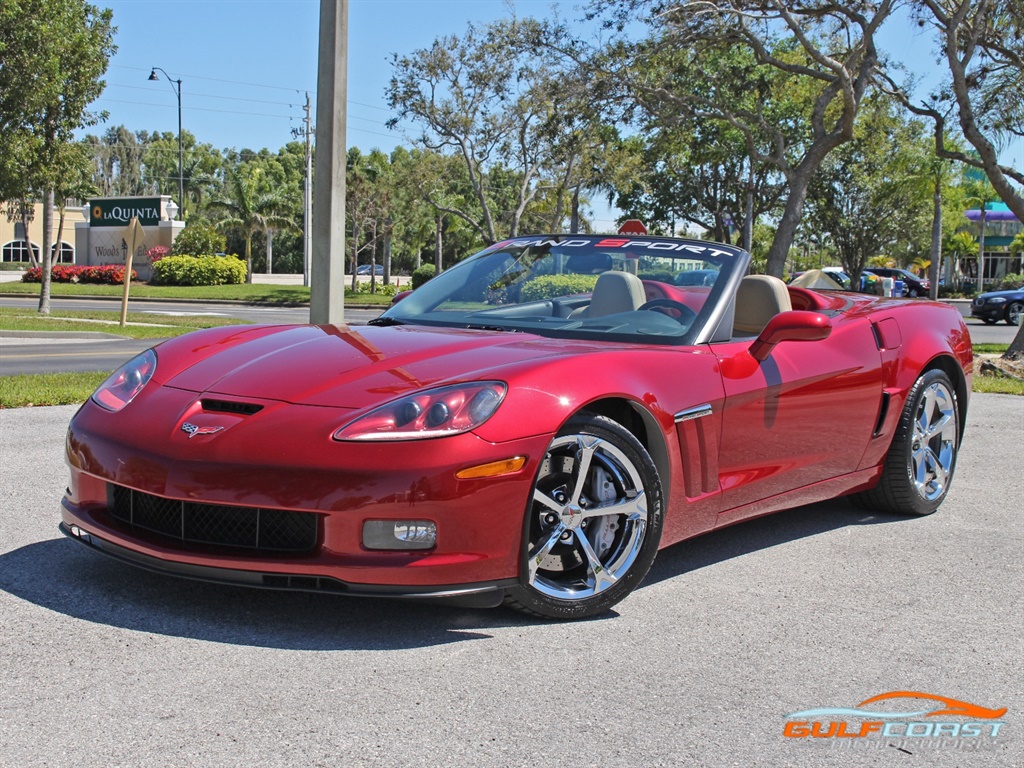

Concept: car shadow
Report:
left=0, top=537, right=556, bottom=651
left=643, top=497, right=907, bottom=587
left=1, top=499, right=903, bottom=649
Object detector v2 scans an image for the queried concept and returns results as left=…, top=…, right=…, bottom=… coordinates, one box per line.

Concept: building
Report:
left=1, top=199, right=85, bottom=263
left=1, top=196, right=184, bottom=281
left=962, top=202, right=1023, bottom=288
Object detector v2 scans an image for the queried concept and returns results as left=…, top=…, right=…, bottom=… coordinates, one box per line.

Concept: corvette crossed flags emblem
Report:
left=181, top=422, right=224, bottom=439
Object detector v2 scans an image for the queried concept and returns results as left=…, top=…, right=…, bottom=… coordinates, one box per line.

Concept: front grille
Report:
left=107, top=484, right=318, bottom=554
left=201, top=399, right=263, bottom=416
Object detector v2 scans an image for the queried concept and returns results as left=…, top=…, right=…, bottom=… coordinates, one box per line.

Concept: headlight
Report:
left=333, top=382, right=507, bottom=441
left=91, top=349, right=157, bottom=412
left=988, top=297, right=1007, bottom=304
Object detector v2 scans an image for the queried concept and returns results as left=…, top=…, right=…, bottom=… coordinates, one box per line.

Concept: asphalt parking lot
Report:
left=1, top=394, right=1021, bottom=768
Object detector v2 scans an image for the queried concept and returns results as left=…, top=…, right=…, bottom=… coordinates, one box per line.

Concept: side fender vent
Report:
left=873, top=392, right=891, bottom=437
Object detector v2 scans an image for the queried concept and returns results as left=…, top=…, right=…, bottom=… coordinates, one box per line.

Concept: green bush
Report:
left=412, top=264, right=436, bottom=289
left=994, top=273, right=1024, bottom=291
left=171, top=224, right=227, bottom=257
left=151, top=255, right=247, bottom=286
left=638, top=270, right=674, bottom=284
left=521, top=274, right=599, bottom=302
left=354, top=281, right=399, bottom=297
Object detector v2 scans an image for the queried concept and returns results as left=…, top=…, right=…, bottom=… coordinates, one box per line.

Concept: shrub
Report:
left=412, top=264, right=436, bottom=289
left=520, top=274, right=599, bottom=302
left=151, top=255, right=247, bottom=286
left=353, top=281, right=399, bottom=297
left=171, top=224, right=227, bottom=257
left=638, top=270, right=674, bottom=284
left=994, top=273, right=1024, bottom=291
left=146, top=245, right=171, bottom=263
left=22, top=264, right=137, bottom=285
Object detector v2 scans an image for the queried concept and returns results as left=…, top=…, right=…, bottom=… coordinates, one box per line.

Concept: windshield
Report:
left=381, top=235, right=748, bottom=345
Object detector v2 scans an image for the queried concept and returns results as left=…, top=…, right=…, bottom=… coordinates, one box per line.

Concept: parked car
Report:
left=864, top=267, right=930, bottom=297
left=356, top=264, right=384, bottom=275
left=971, top=288, right=1024, bottom=326
left=61, top=234, right=971, bottom=620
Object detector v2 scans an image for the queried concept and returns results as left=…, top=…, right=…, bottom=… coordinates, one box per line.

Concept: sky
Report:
left=90, top=0, right=1021, bottom=229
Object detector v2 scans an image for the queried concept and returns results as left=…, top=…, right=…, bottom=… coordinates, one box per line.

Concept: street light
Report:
left=148, top=67, right=183, bottom=217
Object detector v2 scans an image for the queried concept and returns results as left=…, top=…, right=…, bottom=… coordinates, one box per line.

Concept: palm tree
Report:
left=208, top=167, right=295, bottom=283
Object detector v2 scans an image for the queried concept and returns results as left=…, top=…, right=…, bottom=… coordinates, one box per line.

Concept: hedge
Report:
left=412, top=264, right=436, bottom=289
left=520, top=274, right=599, bottom=302
left=151, top=255, right=247, bottom=286
left=171, top=224, right=227, bottom=257
left=22, top=264, right=137, bottom=285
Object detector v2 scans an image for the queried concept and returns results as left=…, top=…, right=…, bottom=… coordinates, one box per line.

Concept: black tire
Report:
left=504, top=413, right=664, bottom=620
left=1006, top=302, right=1022, bottom=326
left=853, top=369, right=960, bottom=516
left=981, top=318, right=997, bottom=325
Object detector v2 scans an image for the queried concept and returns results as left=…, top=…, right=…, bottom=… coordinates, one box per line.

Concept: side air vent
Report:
left=873, top=392, right=891, bottom=437
left=201, top=399, right=263, bottom=416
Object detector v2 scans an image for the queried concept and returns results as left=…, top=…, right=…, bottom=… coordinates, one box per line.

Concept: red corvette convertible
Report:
left=61, top=235, right=971, bottom=619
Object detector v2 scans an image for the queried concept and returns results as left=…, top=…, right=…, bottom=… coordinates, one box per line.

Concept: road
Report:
left=0, top=297, right=384, bottom=374
left=0, top=295, right=1018, bottom=375
left=0, top=393, right=1020, bottom=768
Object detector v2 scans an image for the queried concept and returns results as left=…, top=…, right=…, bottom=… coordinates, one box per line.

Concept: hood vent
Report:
left=201, top=398, right=263, bottom=416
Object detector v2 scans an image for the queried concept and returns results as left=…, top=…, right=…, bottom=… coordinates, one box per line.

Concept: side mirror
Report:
left=748, top=311, right=832, bottom=362
left=390, top=289, right=412, bottom=306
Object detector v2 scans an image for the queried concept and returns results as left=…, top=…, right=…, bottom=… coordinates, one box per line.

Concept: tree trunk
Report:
left=569, top=187, right=580, bottom=235
left=21, top=204, right=37, bottom=268
left=383, top=226, right=392, bottom=286
left=351, top=220, right=360, bottom=292
left=38, top=191, right=54, bottom=315
left=765, top=177, right=812, bottom=278
left=244, top=234, right=253, bottom=283
left=435, top=213, right=444, bottom=273
left=266, top=228, right=273, bottom=274
left=1005, top=324, right=1024, bottom=360
left=977, top=208, right=986, bottom=295
left=929, top=184, right=941, bottom=301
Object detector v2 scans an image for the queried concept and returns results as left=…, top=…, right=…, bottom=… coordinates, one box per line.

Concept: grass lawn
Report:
left=0, top=306, right=250, bottom=339
left=0, top=371, right=109, bottom=408
left=0, top=281, right=395, bottom=305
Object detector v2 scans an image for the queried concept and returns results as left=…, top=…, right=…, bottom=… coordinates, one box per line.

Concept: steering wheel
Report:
left=638, top=298, right=697, bottom=325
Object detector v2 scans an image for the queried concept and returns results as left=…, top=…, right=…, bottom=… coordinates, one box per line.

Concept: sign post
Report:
left=120, top=217, right=144, bottom=327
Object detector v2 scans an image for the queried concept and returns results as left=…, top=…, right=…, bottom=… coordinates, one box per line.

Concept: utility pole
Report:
left=292, top=92, right=314, bottom=287
left=310, top=0, right=347, bottom=325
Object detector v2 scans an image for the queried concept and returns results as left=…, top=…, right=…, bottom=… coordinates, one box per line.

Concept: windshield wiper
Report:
left=463, top=323, right=520, bottom=333
left=367, top=316, right=406, bottom=326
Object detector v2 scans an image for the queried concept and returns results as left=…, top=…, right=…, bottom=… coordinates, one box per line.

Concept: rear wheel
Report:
left=854, top=369, right=960, bottom=516
left=504, top=413, right=664, bottom=619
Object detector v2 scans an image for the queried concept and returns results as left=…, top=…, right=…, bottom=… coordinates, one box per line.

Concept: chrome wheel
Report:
left=911, top=381, right=957, bottom=501
left=505, top=413, right=663, bottom=619
left=1007, top=302, right=1022, bottom=326
left=853, top=368, right=961, bottom=516
left=529, top=434, right=648, bottom=599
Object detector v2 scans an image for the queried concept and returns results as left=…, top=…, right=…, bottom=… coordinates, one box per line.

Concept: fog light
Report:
left=362, top=520, right=437, bottom=550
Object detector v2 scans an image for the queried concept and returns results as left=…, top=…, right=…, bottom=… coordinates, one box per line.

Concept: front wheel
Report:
left=853, top=369, right=960, bottom=516
left=504, top=413, right=664, bottom=619
left=1006, top=302, right=1022, bottom=326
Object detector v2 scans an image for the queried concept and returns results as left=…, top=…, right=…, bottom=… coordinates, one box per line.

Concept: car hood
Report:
left=977, top=289, right=1023, bottom=299
left=163, top=323, right=612, bottom=409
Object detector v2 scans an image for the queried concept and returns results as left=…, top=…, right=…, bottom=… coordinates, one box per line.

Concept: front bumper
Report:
left=60, top=520, right=516, bottom=607
left=971, top=304, right=1004, bottom=322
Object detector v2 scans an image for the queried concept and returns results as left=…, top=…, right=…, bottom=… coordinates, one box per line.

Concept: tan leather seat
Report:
left=572, top=271, right=646, bottom=319
left=733, top=275, right=792, bottom=335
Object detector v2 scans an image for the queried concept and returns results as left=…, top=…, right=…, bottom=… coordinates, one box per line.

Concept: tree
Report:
left=207, top=167, right=295, bottom=283
left=387, top=17, right=574, bottom=243
left=803, top=96, right=933, bottom=286
left=889, top=1, right=1024, bottom=224
left=0, top=0, right=115, bottom=313
left=601, top=0, right=895, bottom=276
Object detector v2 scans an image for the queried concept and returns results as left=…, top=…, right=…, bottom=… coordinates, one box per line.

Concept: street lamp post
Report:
left=148, top=67, right=183, bottom=216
